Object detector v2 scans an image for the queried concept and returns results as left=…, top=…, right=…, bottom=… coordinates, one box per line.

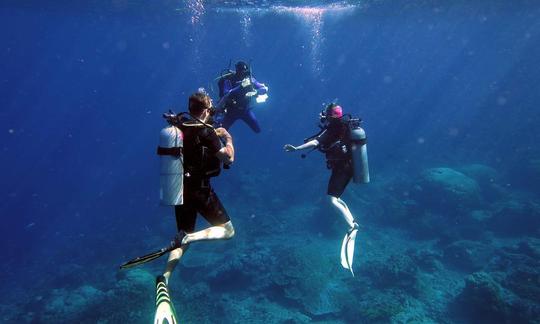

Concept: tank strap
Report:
left=320, top=140, right=342, bottom=152
left=157, top=146, right=182, bottom=157
left=355, top=138, right=367, bottom=145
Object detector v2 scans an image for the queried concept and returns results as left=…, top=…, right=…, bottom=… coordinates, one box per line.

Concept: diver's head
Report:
left=320, top=103, right=343, bottom=126
left=325, top=103, right=343, bottom=120
left=188, top=90, right=213, bottom=121
left=235, top=61, right=249, bottom=79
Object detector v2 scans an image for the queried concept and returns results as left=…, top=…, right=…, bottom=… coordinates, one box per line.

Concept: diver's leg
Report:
left=241, top=109, right=261, bottom=133
left=163, top=204, right=196, bottom=284
left=182, top=188, right=234, bottom=244
left=164, top=221, right=234, bottom=283
left=327, top=165, right=355, bottom=227
left=328, top=165, right=358, bottom=275
left=163, top=245, right=189, bottom=284
left=183, top=221, right=235, bottom=244
left=329, top=195, right=356, bottom=228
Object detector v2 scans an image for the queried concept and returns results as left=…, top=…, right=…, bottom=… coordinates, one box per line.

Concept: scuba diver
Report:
left=215, top=61, right=269, bottom=133
left=161, top=90, right=235, bottom=282
left=120, top=90, right=235, bottom=323
left=283, top=103, right=369, bottom=276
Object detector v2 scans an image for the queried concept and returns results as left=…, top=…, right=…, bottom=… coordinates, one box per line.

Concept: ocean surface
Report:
left=1, top=0, right=540, bottom=323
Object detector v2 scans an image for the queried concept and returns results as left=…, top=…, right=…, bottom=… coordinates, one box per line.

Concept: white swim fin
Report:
left=340, top=232, right=349, bottom=269
left=340, top=227, right=358, bottom=277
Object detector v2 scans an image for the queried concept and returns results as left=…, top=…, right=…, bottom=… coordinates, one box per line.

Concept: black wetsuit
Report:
left=316, top=121, right=353, bottom=198
left=174, top=123, right=230, bottom=233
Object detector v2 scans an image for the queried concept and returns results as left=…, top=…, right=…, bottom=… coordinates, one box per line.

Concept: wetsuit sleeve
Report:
left=251, top=78, right=268, bottom=95
left=228, top=84, right=243, bottom=96
left=220, top=79, right=235, bottom=98
left=218, top=79, right=226, bottom=98
left=201, top=128, right=222, bottom=155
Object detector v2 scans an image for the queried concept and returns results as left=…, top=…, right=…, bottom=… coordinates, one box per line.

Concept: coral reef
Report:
left=413, top=167, right=481, bottom=211
left=362, top=254, right=418, bottom=291
left=442, top=240, right=494, bottom=272
left=490, top=198, right=540, bottom=236
left=5, top=162, right=540, bottom=323
left=452, top=271, right=525, bottom=323
left=271, top=242, right=348, bottom=317
left=223, top=295, right=312, bottom=323
left=458, top=164, right=498, bottom=184
left=41, top=285, right=106, bottom=322
left=349, top=289, right=406, bottom=322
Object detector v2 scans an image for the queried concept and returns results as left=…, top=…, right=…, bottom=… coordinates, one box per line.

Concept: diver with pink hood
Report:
left=284, top=103, right=369, bottom=276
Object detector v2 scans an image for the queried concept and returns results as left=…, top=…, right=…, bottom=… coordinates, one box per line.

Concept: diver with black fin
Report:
left=120, top=90, right=235, bottom=270
left=160, top=90, right=235, bottom=284
left=121, top=90, right=235, bottom=323
left=214, top=60, right=269, bottom=133
left=284, top=103, right=369, bottom=276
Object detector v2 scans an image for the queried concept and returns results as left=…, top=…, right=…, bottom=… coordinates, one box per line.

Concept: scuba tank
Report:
left=348, top=118, right=370, bottom=184
left=157, top=117, right=184, bottom=206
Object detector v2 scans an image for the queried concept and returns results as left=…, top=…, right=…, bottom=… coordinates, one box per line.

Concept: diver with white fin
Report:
left=284, top=103, right=369, bottom=276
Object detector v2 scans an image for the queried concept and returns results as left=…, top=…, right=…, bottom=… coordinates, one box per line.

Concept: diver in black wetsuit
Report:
left=284, top=103, right=369, bottom=276
left=162, top=91, right=236, bottom=284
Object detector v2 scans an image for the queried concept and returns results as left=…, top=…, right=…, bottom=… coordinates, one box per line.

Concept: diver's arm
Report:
left=220, top=79, right=232, bottom=98
left=252, top=78, right=268, bottom=95
left=226, top=84, right=244, bottom=97
left=215, top=128, right=235, bottom=164
left=284, top=139, right=319, bottom=152
left=215, top=82, right=243, bottom=111
left=220, top=78, right=244, bottom=99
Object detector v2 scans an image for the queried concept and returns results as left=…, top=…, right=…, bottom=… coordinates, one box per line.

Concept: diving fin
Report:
left=120, top=231, right=186, bottom=269
left=340, top=226, right=358, bottom=276
left=154, top=275, right=179, bottom=324
left=120, top=247, right=171, bottom=269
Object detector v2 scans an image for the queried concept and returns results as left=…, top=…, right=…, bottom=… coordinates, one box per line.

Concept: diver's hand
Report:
left=241, top=77, right=251, bottom=88
left=284, top=144, right=297, bottom=152
left=245, top=90, right=257, bottom=97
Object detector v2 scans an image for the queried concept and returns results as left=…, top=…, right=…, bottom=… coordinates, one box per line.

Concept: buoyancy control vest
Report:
left=156, top=114, right=224, bottom=205
left=179, top=119, right=222, bottom=180
left=311, top=115, right=370, bottom=184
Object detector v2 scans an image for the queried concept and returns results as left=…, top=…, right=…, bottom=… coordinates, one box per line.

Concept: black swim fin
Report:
left=120, top=232, right=187, bottom=269
left=120, top=246, right=171, bottom=269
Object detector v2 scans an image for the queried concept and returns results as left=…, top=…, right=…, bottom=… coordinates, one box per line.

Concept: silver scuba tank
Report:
left=350, top=126, right=370, bottom=184
left=159, top=125, right=183, bottom=205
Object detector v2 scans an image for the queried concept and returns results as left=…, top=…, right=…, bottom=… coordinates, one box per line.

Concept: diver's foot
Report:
left=170, top=230, right=187, bottom=249
left=156, top=274, right=167, bottom=286
left=349, top=222, right=359, bottom=234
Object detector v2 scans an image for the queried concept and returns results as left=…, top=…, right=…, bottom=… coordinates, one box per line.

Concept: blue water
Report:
left=1, top=1, right=540, bottom=323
